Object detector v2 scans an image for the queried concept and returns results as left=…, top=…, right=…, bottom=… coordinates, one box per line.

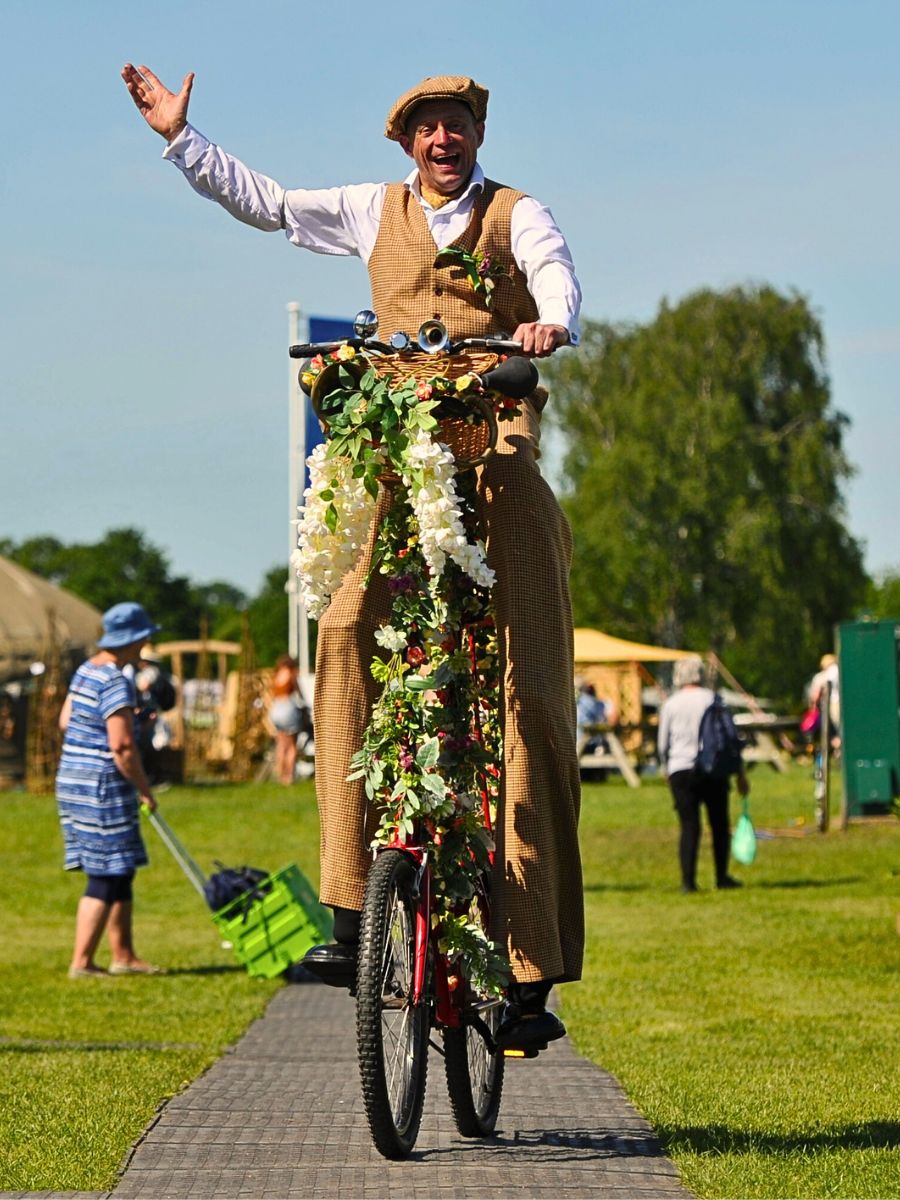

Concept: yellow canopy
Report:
left=573, top=627, right=695, bottom=665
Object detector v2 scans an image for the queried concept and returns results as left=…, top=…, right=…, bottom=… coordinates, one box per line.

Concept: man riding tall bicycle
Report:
left=123, top=66, right=584, bottom=1051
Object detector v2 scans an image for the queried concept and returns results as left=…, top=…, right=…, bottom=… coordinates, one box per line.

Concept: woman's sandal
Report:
left=108, top=961, right=165, bottom=975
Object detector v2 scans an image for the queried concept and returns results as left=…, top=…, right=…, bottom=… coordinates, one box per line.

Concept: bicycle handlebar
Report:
left=288, top=335, right=524, bottom=359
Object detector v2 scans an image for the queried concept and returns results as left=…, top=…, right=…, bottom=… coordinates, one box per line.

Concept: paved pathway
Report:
left=106, top=979, right=691, bottom=1199
left=4, top=979, right=692, bottom=1199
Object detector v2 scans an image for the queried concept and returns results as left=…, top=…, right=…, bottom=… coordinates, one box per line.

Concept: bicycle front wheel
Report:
left=356, top=849, right=430, bottom=1159
left=443, top=1000, right=505, bottom=1136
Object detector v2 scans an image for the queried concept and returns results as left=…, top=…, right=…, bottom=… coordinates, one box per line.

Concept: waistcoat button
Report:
left=434, top=286, right=443, bottom=296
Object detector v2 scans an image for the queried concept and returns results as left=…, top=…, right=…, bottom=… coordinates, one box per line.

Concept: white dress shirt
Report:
left=163, top=125, right=581, bottom=340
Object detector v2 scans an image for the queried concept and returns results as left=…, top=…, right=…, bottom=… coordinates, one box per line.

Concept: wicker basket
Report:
left=310, top=350, right=501, bottom=471
left=367, top=349, right=498, bottom=385
left=372, top=351, right=499, bottom=468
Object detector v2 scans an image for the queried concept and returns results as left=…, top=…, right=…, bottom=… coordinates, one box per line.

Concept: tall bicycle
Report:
left=292, top=312, right=542, bottom=1158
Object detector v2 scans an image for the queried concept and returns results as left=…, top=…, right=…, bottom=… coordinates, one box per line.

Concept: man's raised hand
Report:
left=121, top=63, right=194, bottom=143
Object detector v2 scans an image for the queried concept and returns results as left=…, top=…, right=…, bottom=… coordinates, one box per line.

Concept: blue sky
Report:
left=2, top=0, right=897, bottom=594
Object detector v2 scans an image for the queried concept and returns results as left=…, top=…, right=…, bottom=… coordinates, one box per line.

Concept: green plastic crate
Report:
left=211, top=864, right=333, bottom=979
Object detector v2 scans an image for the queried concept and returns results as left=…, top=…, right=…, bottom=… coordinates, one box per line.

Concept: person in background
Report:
left=808, top=652, right=841, bottom=750
left=657, top=655, right=748, bottom=893
left=56, top=602, right=164, bottom=977
left=575, top=681, right=618, bottom=758
left=131, top=648, right=177, bottom=785
left=268, top=654, right=308, bottom=785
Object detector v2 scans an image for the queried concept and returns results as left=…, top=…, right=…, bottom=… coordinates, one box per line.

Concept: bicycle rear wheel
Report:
left=356, top=849, right=430, bottom=1159
left=442, top=894, right=505, bottom=1137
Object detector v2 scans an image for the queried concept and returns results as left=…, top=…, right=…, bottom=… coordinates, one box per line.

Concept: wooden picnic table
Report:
left=578, top=723, right=642, bottom=788
left=733, top=714, right=799, bottom=773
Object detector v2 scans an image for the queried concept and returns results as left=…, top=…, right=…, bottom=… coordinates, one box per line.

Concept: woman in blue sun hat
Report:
left=56, top=601, right=165, bottom=978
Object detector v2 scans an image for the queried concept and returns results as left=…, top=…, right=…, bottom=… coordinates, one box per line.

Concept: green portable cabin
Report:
left=838, top=618, right=900, bottom=816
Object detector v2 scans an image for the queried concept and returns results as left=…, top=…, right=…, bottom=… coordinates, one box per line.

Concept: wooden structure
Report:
left=151, top=636, right=241, bottom=781
left=574, top=628, right=695, bottom=787
left=574, top=631, right=791, bottom=783
left=24, top=610, right=66, bottom=795
left=229, top=617, right=271, bottom=782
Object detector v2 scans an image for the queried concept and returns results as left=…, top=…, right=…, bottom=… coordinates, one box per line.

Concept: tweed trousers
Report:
left=314, top=402, right=584, bottom=984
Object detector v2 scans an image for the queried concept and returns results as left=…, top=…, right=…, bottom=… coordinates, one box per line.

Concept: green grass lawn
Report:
left=571, top=766, right=900, bottom=1199
left=1, top=765, right=898, bottom=1196
left=0, top=781, right=321, bottom=1191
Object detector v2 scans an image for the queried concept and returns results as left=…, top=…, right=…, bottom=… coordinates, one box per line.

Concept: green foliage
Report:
left=243, top=563, right=298, bottom=666
left=0, top=530, right=293, bottom=665
left=190, top=578, right=249, bottom=642
left=1, top=528, right=202, bottom=640
left=864, top=568, right=900, bottom=622
left=544, top=286, right=868, bottom=704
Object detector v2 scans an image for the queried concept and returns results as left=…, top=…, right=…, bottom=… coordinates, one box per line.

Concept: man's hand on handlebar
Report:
left=512, top=323, right=570, bottom=358
left=121, top=63, right=194, bottom=143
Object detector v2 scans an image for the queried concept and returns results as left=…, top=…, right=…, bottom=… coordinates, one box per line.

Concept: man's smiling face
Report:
left=399, top=99, right=484, bottom=198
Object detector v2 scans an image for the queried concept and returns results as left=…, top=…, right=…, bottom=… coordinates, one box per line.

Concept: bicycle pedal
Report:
left=503, top=1044, right=544, bottom=1059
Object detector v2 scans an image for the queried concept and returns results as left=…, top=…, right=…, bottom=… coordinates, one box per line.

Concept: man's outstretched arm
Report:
left=121, top=63, right=194, bottom=143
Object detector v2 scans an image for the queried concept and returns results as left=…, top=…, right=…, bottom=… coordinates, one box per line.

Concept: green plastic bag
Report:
left=731, top=799, right=757, bottom=866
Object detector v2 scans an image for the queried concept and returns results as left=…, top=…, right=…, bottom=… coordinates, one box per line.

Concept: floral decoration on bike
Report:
left=293, top=347, right=519, bottom=993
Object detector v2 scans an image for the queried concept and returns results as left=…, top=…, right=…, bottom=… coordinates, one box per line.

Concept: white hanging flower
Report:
left=292, top=444, right=376, bottom=619
left=400, top=429, right=495, bottom=593
left=374, top=625, right=408, bottom=652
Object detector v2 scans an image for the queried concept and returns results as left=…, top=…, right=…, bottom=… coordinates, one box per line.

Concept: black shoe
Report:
left=496, top=1007, right=566, bottom=1052
left=302, top=941, right=357, bottom=988
left=717, top=876, right=743, bottom=890
left=680, top=882, right=699, bottom=894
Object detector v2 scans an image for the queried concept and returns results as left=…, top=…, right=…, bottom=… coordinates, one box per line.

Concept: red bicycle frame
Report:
left=379, top=618, right=498, bottom=1026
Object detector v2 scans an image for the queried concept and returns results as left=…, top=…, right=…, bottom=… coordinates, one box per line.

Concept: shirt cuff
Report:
left=538, top=306, right=581, bottom=346
left=161, top=123, right=209, bottom=170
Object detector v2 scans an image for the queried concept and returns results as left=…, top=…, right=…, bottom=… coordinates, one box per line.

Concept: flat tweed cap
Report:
left=384, top=75, right=489, bottom=141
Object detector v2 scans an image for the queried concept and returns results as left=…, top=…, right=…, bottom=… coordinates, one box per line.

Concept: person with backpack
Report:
left=657, top=655, right=749, bottom=893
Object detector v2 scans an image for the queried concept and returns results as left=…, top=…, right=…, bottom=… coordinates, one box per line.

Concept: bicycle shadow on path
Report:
left=108, top=979, right=693, bottom=1199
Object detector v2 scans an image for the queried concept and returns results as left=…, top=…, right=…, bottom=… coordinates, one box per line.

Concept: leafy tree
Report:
left=0, top=530, right=301, bottom=666
left=245, top=565, right=291, bottom=666
left=544, top=286, right=868, bottom=704
left=191, top=580, right=249, bottom=644
left=2, top=528, right=201, bottom=640
left=864, top=569, right=900, bottom=621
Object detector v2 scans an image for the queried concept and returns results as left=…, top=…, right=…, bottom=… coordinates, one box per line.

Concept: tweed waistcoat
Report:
left=368, top=179, right=540, bottom=339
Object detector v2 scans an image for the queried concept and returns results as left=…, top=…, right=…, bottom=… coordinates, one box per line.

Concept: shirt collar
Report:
left=404, top=163, right=485, bottom=211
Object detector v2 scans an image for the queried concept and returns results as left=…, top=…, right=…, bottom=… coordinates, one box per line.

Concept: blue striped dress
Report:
left=55, top=660, right=149, bottom=875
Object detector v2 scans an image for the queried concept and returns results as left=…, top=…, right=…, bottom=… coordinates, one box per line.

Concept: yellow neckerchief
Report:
left=419, top=183, right=457, bottom=211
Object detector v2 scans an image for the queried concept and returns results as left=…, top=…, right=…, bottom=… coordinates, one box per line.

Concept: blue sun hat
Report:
left=97, top=602, right=161, bottom=649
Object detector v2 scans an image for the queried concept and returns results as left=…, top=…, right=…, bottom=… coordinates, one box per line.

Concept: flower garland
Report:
left=293, top=347, right=518, bottom=993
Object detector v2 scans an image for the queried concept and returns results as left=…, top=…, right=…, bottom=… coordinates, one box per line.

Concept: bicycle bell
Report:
left=417, top=319, right=451, bottom=354
left=389, top=331, right=412, bottom=352
left=352, top=309, right=379, bottom=339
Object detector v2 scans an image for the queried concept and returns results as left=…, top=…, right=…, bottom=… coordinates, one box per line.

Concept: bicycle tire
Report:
left=356, top=850, right=430, bottom=1159
left=442, top=895, right=505, bottom=1137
